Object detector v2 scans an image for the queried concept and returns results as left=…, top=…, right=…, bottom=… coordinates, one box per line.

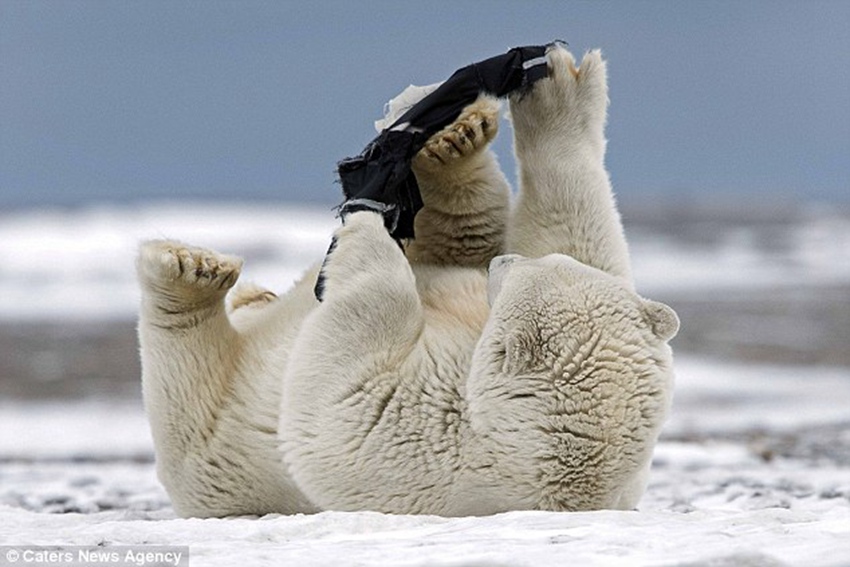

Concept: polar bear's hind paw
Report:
left=138, top=240, right=243, bottom=294
left=508, top=46, right=608, bottom=147
left=229, top=283, right=278, bottom=311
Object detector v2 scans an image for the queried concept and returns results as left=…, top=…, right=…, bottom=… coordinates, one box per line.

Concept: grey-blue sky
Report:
left=1, top=0, right=848, bottom=208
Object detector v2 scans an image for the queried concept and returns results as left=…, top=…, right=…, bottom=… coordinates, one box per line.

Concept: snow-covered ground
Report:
left=2, top=202, right=850, bottom=566
left=2, top=362, right=850, bottom=566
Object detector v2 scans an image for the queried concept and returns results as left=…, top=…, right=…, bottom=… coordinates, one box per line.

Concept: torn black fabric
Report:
left=336, top=43, right=553, bottom=241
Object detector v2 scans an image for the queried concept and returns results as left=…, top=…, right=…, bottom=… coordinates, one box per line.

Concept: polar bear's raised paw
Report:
left=509, top=46, right=608, bottom=141
left=414, top=96, right=500, bottom=171
left=138, top=240, right=243, bottom=295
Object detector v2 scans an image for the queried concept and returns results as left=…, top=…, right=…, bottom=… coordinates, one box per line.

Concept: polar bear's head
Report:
left=487, top=253, right=678, bottom=348
left=466, top=254, right=679, bottom=511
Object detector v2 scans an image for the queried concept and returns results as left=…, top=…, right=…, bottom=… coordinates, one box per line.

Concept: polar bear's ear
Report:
left=641, top=300, right=680, bottom=341
left=488, top=254, right=523, bottom=306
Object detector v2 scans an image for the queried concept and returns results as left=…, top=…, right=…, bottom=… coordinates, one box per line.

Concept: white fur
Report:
left=404, top=95, right=511, bottom=268
left=137, top=46, right=677, bottom=517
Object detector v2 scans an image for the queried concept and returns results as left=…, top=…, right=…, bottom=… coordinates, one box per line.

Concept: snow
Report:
left=0, top=203, right=338, bottom=320
left=3, top=356, right=850, bottom=566
left=2, top=203, right=850, bottom=565
left=2, top=202, right=850, bottom=320
left=1, top=503, right=847, bottom=566
left=2, top=449, right=849, bottom=567
left=627, top=211, right=850, bottom=293
left=666, top=358, right=850, bottom=434
left=0, top=401, right=152, bottom=459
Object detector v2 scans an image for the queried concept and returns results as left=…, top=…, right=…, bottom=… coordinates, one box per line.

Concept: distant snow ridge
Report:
left=1, top=202, right=849, bottom=320
left=0, top=203, right=337, bottom=320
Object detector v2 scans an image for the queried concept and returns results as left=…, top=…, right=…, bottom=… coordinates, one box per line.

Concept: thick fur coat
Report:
left=137, top=46, right=678, bottom=517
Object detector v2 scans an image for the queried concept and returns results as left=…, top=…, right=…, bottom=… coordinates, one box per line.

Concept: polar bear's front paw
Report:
left=509, top=46, right=608, bottom=140
left=317, top=211, right=409, bottom=299
left=138, top=240, right=243, bottom=296
left=414, top=96, right=500, bottom=172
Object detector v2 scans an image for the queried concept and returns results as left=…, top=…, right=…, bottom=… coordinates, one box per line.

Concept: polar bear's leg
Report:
left=281, top=211, right=429, bottom=511
left=313, top=212, right=422, bottom=323
left=137, top=240, right=245, bottom=514
left=507, top=46, right=633, bottom=286
left=406, top=96, right=511, bottom=268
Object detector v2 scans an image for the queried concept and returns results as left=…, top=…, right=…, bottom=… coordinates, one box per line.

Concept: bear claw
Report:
left=139, top=240, right=242, bottom=293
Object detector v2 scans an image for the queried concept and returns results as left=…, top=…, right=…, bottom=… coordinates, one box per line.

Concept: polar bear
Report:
left=137, top=45, right=678, bottom=517
left=402, top=93, right=510, bottom=268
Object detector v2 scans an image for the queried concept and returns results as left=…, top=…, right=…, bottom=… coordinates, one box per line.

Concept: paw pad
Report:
left=139, top=240, right=242, bottom=293
left=415, top=97, right=500, bottom=169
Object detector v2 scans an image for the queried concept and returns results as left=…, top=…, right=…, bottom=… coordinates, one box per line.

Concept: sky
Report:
left=1, top=0, right=848, bottom=209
